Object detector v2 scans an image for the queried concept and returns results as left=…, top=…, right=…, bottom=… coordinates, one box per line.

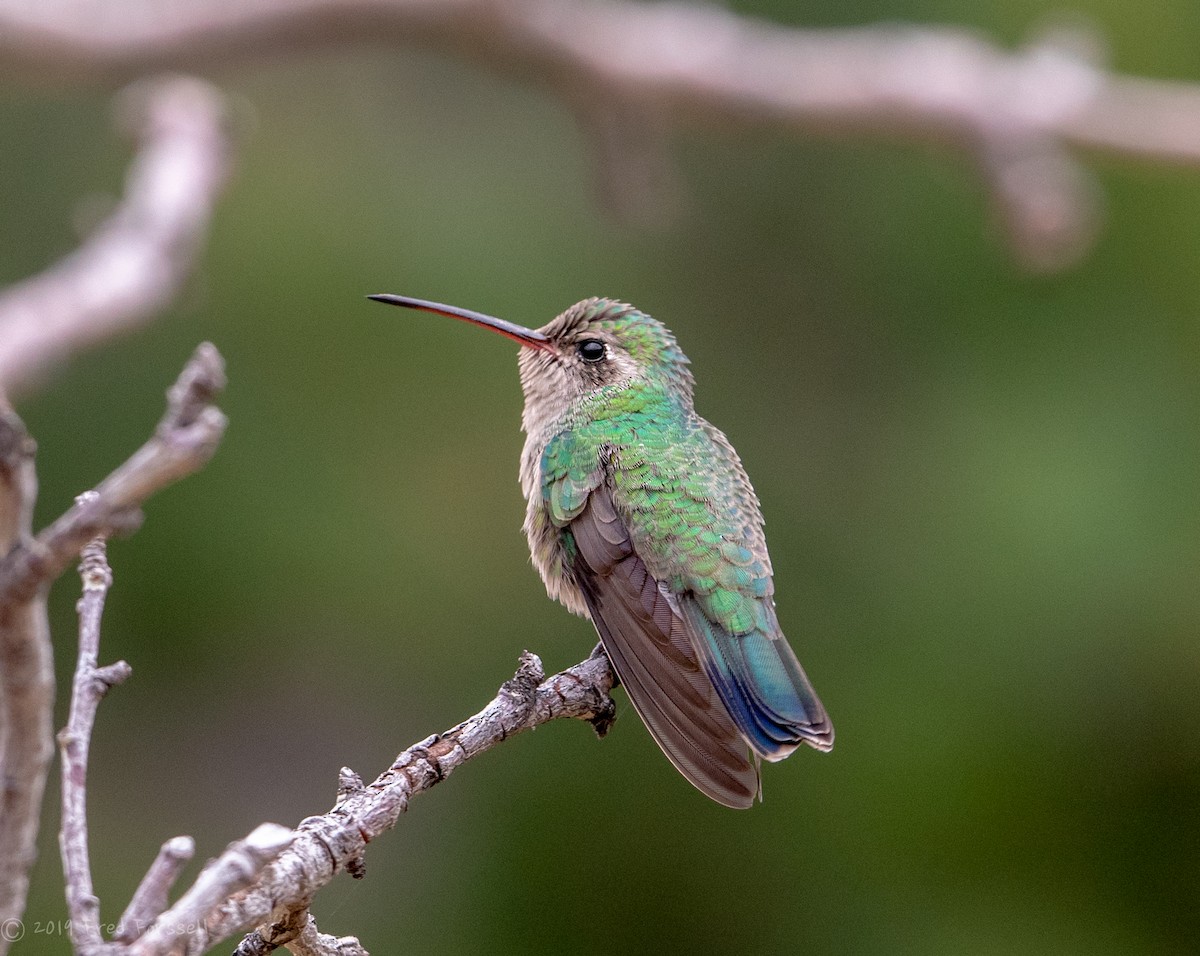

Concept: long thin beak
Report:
left=368, top=294, right=553, bottom=351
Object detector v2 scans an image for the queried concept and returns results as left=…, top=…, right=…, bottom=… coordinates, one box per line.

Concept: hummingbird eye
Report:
left=578, top=339, right=606, bottom=363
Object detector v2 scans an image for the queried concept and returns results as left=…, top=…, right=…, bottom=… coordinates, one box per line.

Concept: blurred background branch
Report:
left=4, top=0, right=1200, bottom=267
left=0, top=75, right=231, bottom=399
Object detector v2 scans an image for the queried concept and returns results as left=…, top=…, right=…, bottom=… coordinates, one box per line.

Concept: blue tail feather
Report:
left=681, top=598, right=833, bottom=758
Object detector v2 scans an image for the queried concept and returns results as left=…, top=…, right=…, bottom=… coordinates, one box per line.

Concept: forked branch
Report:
left=0, top=344, right=227, bottom=956
left=0, top=343, right=229, bottom=609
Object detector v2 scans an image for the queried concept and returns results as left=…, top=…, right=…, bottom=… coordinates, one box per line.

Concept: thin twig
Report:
left=58, top=533, right=132, bottom=955
left=113, top=836, right=196, bottom=944
left=130, top=824, right=295, bottom=956
left=58, top=530, right=360, bottom=953
left=0, top=344, right=224, bottom=953
left=0, top=342, right=228, bottom=608
left=0, top=74, right=232, bottom=397
left=0, top=72, right=231, bottom=944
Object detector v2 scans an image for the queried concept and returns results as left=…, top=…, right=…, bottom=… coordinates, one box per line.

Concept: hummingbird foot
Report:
left=584, top=643, right=618, bottom=737
left=587, top=696, right=617, bottom=739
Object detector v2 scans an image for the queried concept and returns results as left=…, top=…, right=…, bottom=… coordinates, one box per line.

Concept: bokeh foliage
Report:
left=6, top=2, right=1200, bottom=953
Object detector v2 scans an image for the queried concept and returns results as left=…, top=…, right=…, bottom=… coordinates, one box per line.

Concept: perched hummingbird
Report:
left=369, top=294, right=833, bottom=807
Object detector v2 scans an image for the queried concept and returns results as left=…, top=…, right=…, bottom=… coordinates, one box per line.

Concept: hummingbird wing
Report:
left=567, top=482, right=763, bottom=808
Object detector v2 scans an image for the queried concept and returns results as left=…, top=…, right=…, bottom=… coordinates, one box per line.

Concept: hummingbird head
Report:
left=521, top=296, right=693, bottom=394
left=369, top=294, right=695, bottom=432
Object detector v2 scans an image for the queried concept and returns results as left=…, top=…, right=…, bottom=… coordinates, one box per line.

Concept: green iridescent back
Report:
left=540, top=380, right=773, bottom=641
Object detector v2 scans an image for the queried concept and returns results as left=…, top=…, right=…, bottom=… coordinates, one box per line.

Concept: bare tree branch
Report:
left=0, top=342, right=228, bottom=608
left=3, top=1, right=1200, bottom=266
left=58, top=533, right=131, bottom=955
left=47, top=455, right=293, bottom=956
left=44, top=624, right=612, bottom=955
left=0, top=409, right=50, bottom=955
left=100, top=649, right=615, bottom=956
left=0, top=343, right=225, bottom=955
left=0, top=74, right=232, bottom=397
left=131, top=823, right=296, bottom=956
left=113, top=837, right=197, bottom=945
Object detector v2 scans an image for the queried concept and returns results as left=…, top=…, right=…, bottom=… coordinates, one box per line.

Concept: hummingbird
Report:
left=369, top=293, right=833, bottom=808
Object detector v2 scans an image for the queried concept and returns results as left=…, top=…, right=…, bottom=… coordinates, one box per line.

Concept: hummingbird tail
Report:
left=681, top=598, right=833, bottom=760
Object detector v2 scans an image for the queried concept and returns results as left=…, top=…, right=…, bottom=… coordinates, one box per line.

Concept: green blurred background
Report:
left=6, top=2, right=1200, bottom=953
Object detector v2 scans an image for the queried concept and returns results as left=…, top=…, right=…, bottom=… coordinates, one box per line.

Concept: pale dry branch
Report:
left=3, top=1, right=1200, bottom=265
left=58, top=534, right=131, bottom=955
left=55, top=523, right=285, bottom=956
left=113, top=837, right=197, bottom=944
left=49, top=464, right=290, bottom=956
left=0, top=82, right=229, bottom=922
left=0, top=74, right=232, bottom=397
left=0, top=344, right=225, bottom=955
left=0, top=342, right=228, bottom=608
left=0, top=410, right=50, bottom=953
left=115, top=649, right=615, bottom=956
left=129, top=824, right=296, bottom=956
left=0, top=75, right=230, bottom=934
left=41, top=647, right=611, bottom=955
left=233, top=905, right=369, bottom=956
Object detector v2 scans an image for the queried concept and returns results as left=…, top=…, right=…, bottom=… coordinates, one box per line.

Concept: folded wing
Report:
left=569, top=484, right=761, bottom=808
